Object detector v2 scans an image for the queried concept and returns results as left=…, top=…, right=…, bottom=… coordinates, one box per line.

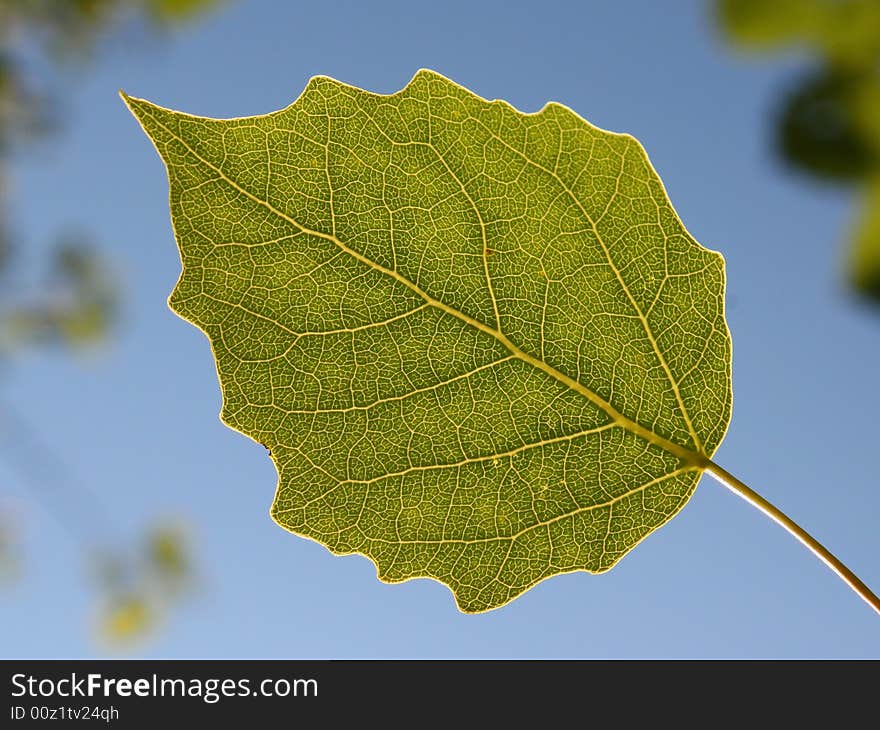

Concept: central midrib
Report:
left=137, top=102, right=709, bottom=472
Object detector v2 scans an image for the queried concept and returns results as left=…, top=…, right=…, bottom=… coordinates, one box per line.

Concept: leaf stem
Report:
left=703, top=460, right=880, bottom=617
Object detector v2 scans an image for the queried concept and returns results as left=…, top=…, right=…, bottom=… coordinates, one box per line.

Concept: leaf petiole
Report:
left=703, top=461, right=880, bottom=616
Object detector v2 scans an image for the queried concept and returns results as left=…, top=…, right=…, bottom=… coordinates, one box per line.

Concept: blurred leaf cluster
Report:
left=0, top=0, right=223, bottom=350
left=719, top=0, right=880, bottom=302
left=0, top=234, right=118, bottom=352
left=0, top=0, right=222, bottom=645
left=94, top=524, right=193, bottom=645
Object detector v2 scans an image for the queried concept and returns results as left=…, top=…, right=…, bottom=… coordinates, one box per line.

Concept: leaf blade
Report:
left=124, top=70, right=731, bottom=612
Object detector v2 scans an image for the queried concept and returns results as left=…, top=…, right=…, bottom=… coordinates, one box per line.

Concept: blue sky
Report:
left=3, top=0, right=879, bottom=657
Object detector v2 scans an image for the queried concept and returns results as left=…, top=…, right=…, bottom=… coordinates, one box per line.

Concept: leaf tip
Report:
left=118, top=89, right=137, bottom=110
left=118, top=91, right=164, bottom=123
left=118, top=93, right=173, bottom=147
left=119, top=90, right=147, bottom=124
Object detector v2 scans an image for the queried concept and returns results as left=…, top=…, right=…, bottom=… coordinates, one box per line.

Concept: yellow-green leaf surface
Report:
left=124, top=70, right=732, bottom=613
left=851, top=176, right=880, bottom=298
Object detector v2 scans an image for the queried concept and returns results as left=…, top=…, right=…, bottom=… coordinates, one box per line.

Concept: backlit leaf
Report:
left=124, top=70, right=731, bottom=612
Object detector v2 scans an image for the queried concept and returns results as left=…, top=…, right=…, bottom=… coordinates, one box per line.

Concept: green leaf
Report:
left=850, top=177, right=880, bottom=302
left=146, top=0, right=225, bottom=24
left=776, top=68, right=878, bottom=182
left=98, top=594, right=153, bottom=645
left=718, top=0, right=880, bottom=65
left=0, top=239, right=118, bottom=353
left=123, top=70, right=731, bottom=613
left=718, top=0, right=819, bottom=50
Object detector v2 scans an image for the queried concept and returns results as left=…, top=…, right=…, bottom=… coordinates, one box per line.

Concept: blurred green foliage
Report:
left=719, top=0, right=880, bottom=304
left=852, top=177, right=880, bottom=295
left=0, top=0, right=222, bottom=645
left=94, top=524, right=193, bottom=646
left=0, top=236, right=118, bottom=352
left=720, top=0, right=880, bottom=62
left=777, top=68, right=877, bottom=182
left=149, top=0, right=224, bottom=22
